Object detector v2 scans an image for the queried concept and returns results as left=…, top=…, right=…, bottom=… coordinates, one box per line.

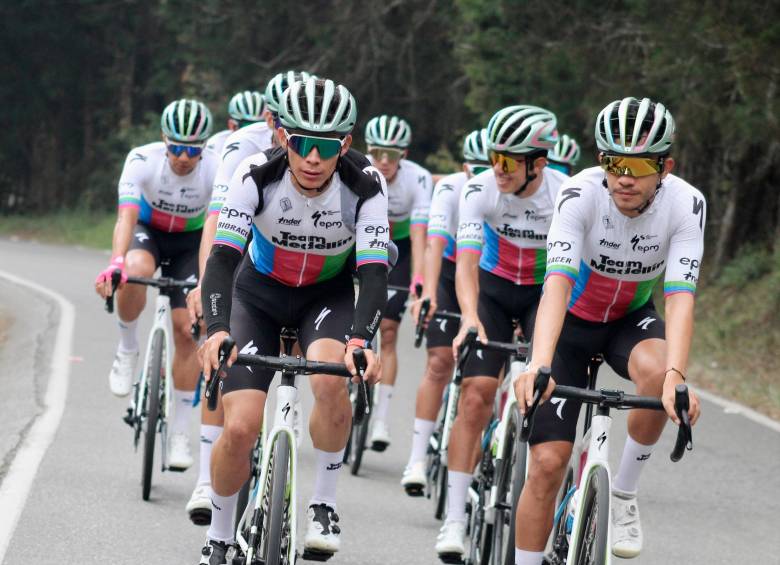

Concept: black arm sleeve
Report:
left=351, top=262, right=388, bottom=341
left=202, top=244, right=242, bottom=337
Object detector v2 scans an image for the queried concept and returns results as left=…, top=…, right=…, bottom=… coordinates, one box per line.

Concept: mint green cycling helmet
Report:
left=463, top=128, right=489, bottom=162
left=279, top=77, right=357, bottom=135
left=595, top=97, right=675, bottom=156
left=486, top=105, right=558, bottom=154
left=265, top=71, right=316, bottom=115
left=548, top=134, right=581, bottom=165
left=365, top=115, right=412, bottom=148
left=228, top=90, right=266, bottom=122
left=161, top=99, right=213, bottom=143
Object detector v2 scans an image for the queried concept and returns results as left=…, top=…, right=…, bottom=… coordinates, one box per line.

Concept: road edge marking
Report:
left=0, top=270, right=75, bottom=561
left=695, top=387, right=780, bottom=433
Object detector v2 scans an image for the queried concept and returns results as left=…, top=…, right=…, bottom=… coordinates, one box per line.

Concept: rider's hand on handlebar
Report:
left=662, top=372, right=700, bottom=425
left=345, top=345, right=381, bottom=385
left=94, top=257, right=127, bottom=299
left=187, top=285, right=203, bottom=326
left=411, top=295, right=437, bottom=327
left=452, top=316, right=486, bottom=360
left=514, top=365, right=556, bottom=415
left=199, top=330, right=237, bottom=380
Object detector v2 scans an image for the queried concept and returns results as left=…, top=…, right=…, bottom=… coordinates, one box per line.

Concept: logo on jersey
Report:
left=280, top=197, right=292, bottom=213
left=222, top=206, right=253, bottom=225
left=502, top=212, right=518, bottom=219
left=312, top=210, right=343, bottom=229
left=314, top=307, right=332, bottom=331
left=223, top=142, right=240, bottom=160
left=599, top=238, right=621, bottom=249
left=692, top=196, right=705, bottom=231
left=437, top=184, right=454, bottom=195
left=214, top=183, right=229, bottom=193
left=272, top=231, right=352, bottom=250
left=630, top=234, right=660, bottom=253
left=496, top=225, right=546, bottom=241
left=547, top=240, right=572, bottom=252
left=591, top=254, right=664, bottom=275
left=602, top=215, right=614, bottom=230
left=465, top=184, right=482, bottom=200
left=637, top=316, right=656, bottom=330
left=418, top=175, right=428, bottom=187
left=557, top=187, right=581, bottom=212
left=130, top=152, right=147, bottom=163
left=524, top=209, right=547, bottom=222
left=277, top=217, right=301, bottom=226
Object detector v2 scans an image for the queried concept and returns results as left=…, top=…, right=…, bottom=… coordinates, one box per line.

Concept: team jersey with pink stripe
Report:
left=368, top=157, right=432, bottom=241
left=213, top=160, right=389, bottom=287
left=428, top=172, right=468, bottom=262
left=117, top=141, right=219, bottom=232
left=456, top=167, right=568, bottom=284
left=545, top=166, right=706, bottom=322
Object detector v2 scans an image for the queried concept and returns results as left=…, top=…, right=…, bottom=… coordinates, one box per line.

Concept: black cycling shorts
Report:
left=425, top=259, right=460, bottom=349
left=462, top=269, right=542, bottom=379
left=221, top=266, right=354, bottom=394
left=384, top=237, right=412, bottom=322
left=529, top=301, right=666, bottom=446
left=128, top=223, right=200, bottom=309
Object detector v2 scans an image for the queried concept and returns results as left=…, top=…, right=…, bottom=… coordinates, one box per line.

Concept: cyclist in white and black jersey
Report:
left=195, top=78, right=388, bottom=565
left=94, top=99, right=218, bottom=470
left=401, top=128, right=490, bottom=493
left=546, top=133, right=581, bottom=176
left=364, top=114, right=432, bottom=451
left=513, top=98, right=703, bottom=565
left=206, top=90, right=267, bottom=155
left=437, top=106, right=565, bottom=559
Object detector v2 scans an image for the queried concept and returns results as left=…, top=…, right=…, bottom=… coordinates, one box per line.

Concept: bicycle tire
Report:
left=350, top=385, right=372, bottom=476
left=549, top=468, right=575, bottom=563
left=571, top=466, right=609, bottom=565
left=433, top=463, right=447, bottom=520
left=141, top=329, right=164, bottom=501
left=262, top=433, right=291, bottom=565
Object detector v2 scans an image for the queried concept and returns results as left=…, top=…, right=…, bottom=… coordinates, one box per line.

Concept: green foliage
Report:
left=424, top=145, right=461, bottom=175
left=713, top=244, right=775, bottom=288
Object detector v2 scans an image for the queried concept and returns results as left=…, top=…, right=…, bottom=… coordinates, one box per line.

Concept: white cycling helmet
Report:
left=265, top=71, right=316, bottom=115
left=548, top=134, right=581, bottom=165
left=463, top=128, right=489, bottom=162
left=595, top=97, right=675, bottom=156
left=278, top=78, right=357, bottom=135
left=486, top=105, right=558, bottom=154
left=228, top=90, right=266, bottom=122
left=365, top=115, right=412, bottom=148
left=161, top=99, right=213, bottom=143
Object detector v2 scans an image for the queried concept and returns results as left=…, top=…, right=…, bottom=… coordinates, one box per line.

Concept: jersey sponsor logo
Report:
left=557, top=187, right=581, bottom=212
left=222, top=206, right=253, bottom=225
left=590, top=254, right=665, bottom=275
left=418, top=174, right=428, bottom=187
left=437, top=184, right=454, bottom=195
left=465, top=184, right=482, bottom=200
left=524, top=209, right=548, bottom=222
left=630, top=234, right=660, bottom=253
left=547, top=255, right=572, bottom=264
left=599, top=238, right=621, bottom=249
left=679, top=257, right=700, bottom=269
left=151, top=198, right=204, bottom=215
left=280, top=197, right=292, bottom=213
left=130, top=152, right=147, bottom=162
left=496, top=224, right=546, bottom=241
left=503, top=212, right=518, bottom=219
left=312, top=210, right=343, bottom=229
left=271, top=231, right=353, bottom=250
left=692, top=196, right=705, bottom=231
left=277, top=217, right=301, bottom=226
left=223, top=142, right=240, bottom=160
left=636, top=316, right=656, bottom=330
left=365, top=225, right=389, bottom=235
left=314, top=307, right=332, bottom=331
left=602, top=215, right=615, bottom=230
left=217, top=221, right=250, bottom=239
left=214, top=183, right=229, bottom=193
left=368, top=238, right=388, bottom=250
left=547, top=240, right=572, bottom=252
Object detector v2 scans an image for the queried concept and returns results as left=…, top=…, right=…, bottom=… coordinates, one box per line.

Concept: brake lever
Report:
left=352, top=348, right=369, bottom=424
left=414, top=298, right=431, bottom=348
left=206, top=336, right=235, bottom=411
left=670, top=384, right=693, bottom=462
left=520, top=367, right=551, bottom=442
left=105, top=269, right=122, bottom=313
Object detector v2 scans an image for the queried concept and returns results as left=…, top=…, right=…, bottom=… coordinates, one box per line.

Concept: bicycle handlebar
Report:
left=413, top=297, right=463, bottom=348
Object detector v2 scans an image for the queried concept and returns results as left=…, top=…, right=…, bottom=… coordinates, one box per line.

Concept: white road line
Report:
left=0, top=271, right=75, bottom=562
left=696, top=388, right=780, bottom=433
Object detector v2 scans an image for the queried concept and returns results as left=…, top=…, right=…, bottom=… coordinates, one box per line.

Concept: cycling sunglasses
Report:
left=489, top=150, right=525, bottom=174
left=368, top=146, right=405, bottom=162
left=465, top=162, right=491, bottom=177
left=166, top=141, right=204, bottom=158
left=284, top=130, right=345, bottom=159
left=600, top=155, right=663, bottom=177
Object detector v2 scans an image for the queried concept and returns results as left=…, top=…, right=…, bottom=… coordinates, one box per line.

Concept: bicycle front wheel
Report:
left=141, top=329, right=164, bottom=501
left=350, top=384, right=372, bottom=476
left=262, top=433, right=291, bottom=565
left=491, top=406, right=526, bottom=565
left=571, top=466, right=609, bottom=565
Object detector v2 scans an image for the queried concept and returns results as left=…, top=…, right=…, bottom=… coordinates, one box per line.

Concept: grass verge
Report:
left=0, top=210, right=114, bottom=250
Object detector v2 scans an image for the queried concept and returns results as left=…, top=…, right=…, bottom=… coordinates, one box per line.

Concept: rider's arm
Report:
left=112, top=150, right=149, bottom=260
left=454, top=179, right=487, bottom=320
left=409, top=169, right=433, bottom=288
left=111, top=206, right=139, bottom=261
left=351, top=166, right=390, bottom=341
left=423, top=237, right=446, bottom=299
left=424, top=176, right=458, bottom=300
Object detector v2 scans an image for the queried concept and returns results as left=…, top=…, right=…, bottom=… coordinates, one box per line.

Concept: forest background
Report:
left=0, top=0, right=778, bottom=416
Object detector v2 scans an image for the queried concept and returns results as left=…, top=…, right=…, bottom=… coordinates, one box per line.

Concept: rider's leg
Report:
left=170, top=307, right=201, bottom=437
left=116, top=248, right=155, bottom=345
left=377, top=318, right=399, bottom=417
left=407, top=346, right=453, bottom=467
left=197, top=398, right=224, bottom=487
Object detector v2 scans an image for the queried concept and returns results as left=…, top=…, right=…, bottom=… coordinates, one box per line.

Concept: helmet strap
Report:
left=513, top=158, right=537, bottom=195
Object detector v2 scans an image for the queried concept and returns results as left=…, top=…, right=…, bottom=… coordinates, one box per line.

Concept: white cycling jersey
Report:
left=117, top=141, right=219, bottom=232
left=428, top=171, right=468, bottom=263
left=213, top=159, right=389, bottom=287
left=545, top=166, right=707, bottom=322
left=206, top=129, right=232, bottom=155
left=368, top=157, right=432, bottom=241
left=207, top=122, right=275, bottom=216
left=456, top=167, right=569, bottom=284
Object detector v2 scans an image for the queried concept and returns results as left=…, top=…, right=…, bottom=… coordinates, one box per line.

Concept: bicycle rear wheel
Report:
left=261, top=433, right=291, bottom=565
left=141, top=329, right=164, bottom=501
left=570, top=466, right=609, bottom=565
left=350, top=384, right=372, bottom=476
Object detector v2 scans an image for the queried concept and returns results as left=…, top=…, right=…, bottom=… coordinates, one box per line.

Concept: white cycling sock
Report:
left=407, top=418, right=435, bottom=467
left=117, top=317, right=139, bottom=353
left=613, top=435, right=655, bottom=495
left=207, top=490, right=238, bottom=543
left=445, top=470, right=472, bottom=523
left=374, top=384, right=394, bottom=423
left=309, top=447, right=345, bottom=509
left=515, top=548, right=544, bottom=565
left=171, top=388, right=194, bottom=437
left=197, top=425, right=222, bottom=486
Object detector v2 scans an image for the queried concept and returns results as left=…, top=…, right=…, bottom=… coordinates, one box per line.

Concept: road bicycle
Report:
left=517, top=365, right=694, bottom=565
left=105, top=271, right=197, bottom=500
left=206, top=333, right=369, bottom=565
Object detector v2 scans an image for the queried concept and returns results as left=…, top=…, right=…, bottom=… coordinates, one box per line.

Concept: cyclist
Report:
left=184, top=72, right=316, bottom=523
left=546, top=133, right=581, bottom=176
left=402, top=128, right=490, bottom=493
left=439, top=105, right=566, bottom=560
left=196, top=77, right=388, bottom=564
left=206, top=90, right=266, bottom=155
left=365, top=114, right=432, bottom=451
left=513, top=97, right=703, bottom=564
left=94, top=99, right=218, bottom=471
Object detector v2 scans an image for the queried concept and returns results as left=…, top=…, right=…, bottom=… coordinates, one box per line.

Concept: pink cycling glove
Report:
left=95, top=256, right=127, bottom=288
left=410, top=274, right=425, bottom=298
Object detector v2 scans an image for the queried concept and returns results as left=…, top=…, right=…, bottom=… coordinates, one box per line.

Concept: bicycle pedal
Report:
left=301, top=548, right=334, bottom=562
left=404, top=484, right=425, bottom=497
left=122, top=409, right=135, bottom=428
left=371, top=440, right=389, bottom=452
left=438, top=552, right=465, bottom=564
left=188, top=508, right=211, bottom=526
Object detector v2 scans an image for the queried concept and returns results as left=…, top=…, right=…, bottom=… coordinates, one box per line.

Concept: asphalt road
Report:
left=0, top=238, right=778, bottom=564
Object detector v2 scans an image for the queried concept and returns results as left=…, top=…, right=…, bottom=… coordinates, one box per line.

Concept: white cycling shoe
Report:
left=401, top=460, right=427, bottom=496
left=109, top=349, right=138, bottom=397
left=436, top=519, right=466, bottom=562
left=168, top=433, right=194, bottom=471
left=370, top=420, right=391, bottom=452
left=186, top=484, right=212, bottom=526
left=611, top=490, right=643, bottom=558
left=304, top=503, right=341, bottom=556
